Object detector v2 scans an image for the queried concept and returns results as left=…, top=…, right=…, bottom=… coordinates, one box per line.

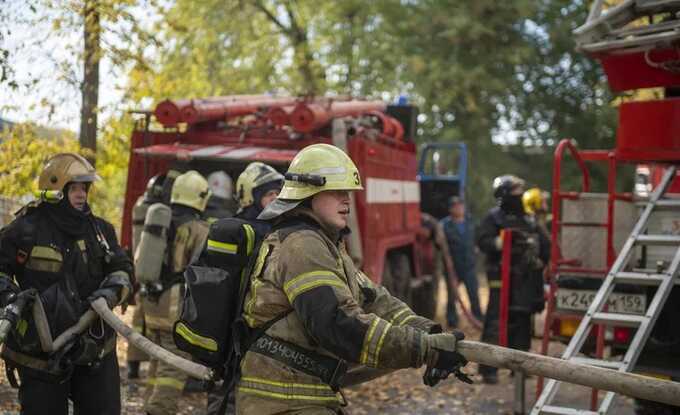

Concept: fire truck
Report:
left=121, top=96, right=466, bottom=317
left=534, top=2, right=680, bottom=414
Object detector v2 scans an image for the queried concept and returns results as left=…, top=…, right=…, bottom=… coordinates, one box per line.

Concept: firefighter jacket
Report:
left=477, top=206, right=550, bottom=313
left=236, top=208, right=438, bottom=412
left=0, top=202, right=132, bottom=379
left=143, top=206, right=209, bottom=331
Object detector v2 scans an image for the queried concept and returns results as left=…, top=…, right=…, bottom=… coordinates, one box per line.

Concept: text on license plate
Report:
left=556, top=288, right=647, bottom=315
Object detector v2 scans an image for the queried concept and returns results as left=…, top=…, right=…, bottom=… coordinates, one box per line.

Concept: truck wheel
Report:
left=382, top=253, right=412, bottom=304
left=410, top=273, right=440, bottom=320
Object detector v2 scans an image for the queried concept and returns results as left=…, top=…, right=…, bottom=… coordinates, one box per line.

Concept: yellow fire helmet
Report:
left=236, top=162, right=284, bottom=209
left=37, top=153, right=100, bottom=202
left=522, top=187, right=549, bottom=215
left=258, top=143, right=363, bottom=220
left=170, top=170, right=211, bottom=212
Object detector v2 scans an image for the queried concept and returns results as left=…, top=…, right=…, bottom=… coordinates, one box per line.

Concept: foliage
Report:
left=0, top=120, right=130, bottom=230
left=0, top=124, right=81, bottom=198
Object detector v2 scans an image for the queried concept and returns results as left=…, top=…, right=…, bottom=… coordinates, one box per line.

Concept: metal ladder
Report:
left=532, top=166, right=680, bottom=415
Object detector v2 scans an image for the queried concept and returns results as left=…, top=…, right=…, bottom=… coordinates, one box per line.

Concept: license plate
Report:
left=556, top=288, right=646, bottom=315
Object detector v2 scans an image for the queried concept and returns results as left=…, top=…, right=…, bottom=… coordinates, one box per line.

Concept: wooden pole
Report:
left=342, top=340, right=680, bottom=407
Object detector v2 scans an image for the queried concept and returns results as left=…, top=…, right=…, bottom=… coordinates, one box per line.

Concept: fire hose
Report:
left=88, top=298, right=680, bottom=407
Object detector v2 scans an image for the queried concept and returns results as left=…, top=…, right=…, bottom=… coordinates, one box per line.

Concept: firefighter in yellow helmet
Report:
left=0, top=153, right=133, bottom=414
left=235, top=144, right=469, bottom=414
left=140, top=170, right=211, bottom=415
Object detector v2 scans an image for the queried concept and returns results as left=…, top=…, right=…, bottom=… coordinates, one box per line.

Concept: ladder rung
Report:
left=635, top=235, right=680, bottom=246
left=591, top=312, right=647, bottom=327
left=654, top=199, right=680, bottom=209
left=615, top=272, right=667, bottom=286
left=571, top=356, right=624, bottom=370
left=540, top=405, right=598, bottom=415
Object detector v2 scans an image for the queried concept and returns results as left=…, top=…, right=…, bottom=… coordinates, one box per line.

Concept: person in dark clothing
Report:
left=440, top=196, right=483, bottom=326
left=0, top=153, right=133, bottom=415
left=205, top=161, right=283, bottom=415
left=476, top=175, right=550, bottom=384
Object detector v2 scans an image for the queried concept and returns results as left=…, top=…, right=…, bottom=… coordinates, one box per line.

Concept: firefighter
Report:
left=234, top=161, right=284, bottom=236
left=140, top=170, right=211, bottom=415
left=235, top=144, right=469, bottom=414
left=128, top=171, right=179, bottom=380
left=477, top=175, right=550, bottom=384
left=0, top=153, right=133, bottom=415
left=203, top=171, right=238, bottom=223
left=205, top=162, right=283, bottom=415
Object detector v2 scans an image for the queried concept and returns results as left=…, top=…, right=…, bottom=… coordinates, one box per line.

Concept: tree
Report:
left=80, top=0, right=101, bottom=158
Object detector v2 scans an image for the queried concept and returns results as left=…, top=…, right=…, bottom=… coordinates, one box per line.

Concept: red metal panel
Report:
left=499, top=230, right=512, bottom=348
left=616, top=99, right=680, bottom=162
left=599, top=48, right=680, bottom=92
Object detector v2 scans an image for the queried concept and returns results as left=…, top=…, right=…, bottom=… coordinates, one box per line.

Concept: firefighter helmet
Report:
left=259, top=144, right=363, bottom=220
left=492, top=175, right=525, bottom=200
left=236, top=162, right=284, bottom=208
left=208, top=171, right=234, bottom=200
left=522, top=187, right=549, bottom=215
left=37, top=153, right=100, bottom=201
left=171, top=170, right=211, bottom=212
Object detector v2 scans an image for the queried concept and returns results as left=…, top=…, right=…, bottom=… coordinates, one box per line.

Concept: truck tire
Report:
left=382, top=252, right=412, bottom=304
left=410, top=273, right=440, bottom=320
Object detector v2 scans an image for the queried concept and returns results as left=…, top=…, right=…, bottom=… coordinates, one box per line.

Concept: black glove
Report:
left=87, top=271, right=131, bottom=308
left=422, top=330, right=472, bottom=387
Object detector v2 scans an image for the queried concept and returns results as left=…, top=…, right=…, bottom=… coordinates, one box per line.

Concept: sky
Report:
left=1, top=1, right=134, bottom=133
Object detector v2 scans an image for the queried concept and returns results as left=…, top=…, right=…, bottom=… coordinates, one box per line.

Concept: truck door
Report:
left=417, top=142, right=467, bottom=219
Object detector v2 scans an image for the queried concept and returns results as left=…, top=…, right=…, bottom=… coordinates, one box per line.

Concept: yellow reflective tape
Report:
left=360, top=318, right=380, bottom=365
left=241, top=377, right=333, bottom=391
left=0, top=272, right=11, bottom=280
left=25, top=259, right=61, bottom=273
left=175, top=322, right=218, bottom=352
left=283, top=270, right=336, bottom=292
left=373, top=322, right=392, bottom=367
left=390, top=307, right=411, bottom=324
left=146, top=377, right=185, bottom=390
left=207, top=239, right=238, bottom=255
left=488, top=280, right=503, bottom=289
left=237, top=387, right=340, bottom=402
left=399, top=315, right=417, bottom=327
left=29, top=246, right=63, bottom=262
left=243, top=224, right=255, bottom=256
left=245, top=279, right=263, bottom=318
left=286, top=279, right=346, bottom=303
left=76, top=240, right=86, bottom=251
left=16, top=319, right=28, bottom=337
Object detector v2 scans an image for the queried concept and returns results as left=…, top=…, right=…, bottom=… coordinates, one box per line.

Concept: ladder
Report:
left=532, top=166, right=680, bottom=415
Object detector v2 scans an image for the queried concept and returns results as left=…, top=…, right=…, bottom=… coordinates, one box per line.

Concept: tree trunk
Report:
left=79, top=0, right=100, bottom=164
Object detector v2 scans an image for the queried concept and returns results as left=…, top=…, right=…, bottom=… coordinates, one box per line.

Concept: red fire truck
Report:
left=121, top=96, right=463, bottom=317
left=534, top=3, right=680, bottom=414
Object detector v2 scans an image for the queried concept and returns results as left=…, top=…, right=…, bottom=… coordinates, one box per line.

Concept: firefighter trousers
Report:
left=143, top=329, right=190, bottom=415
left=479, top=285, right=531, bottom=377
left=17, top=350, right=121, bottom=415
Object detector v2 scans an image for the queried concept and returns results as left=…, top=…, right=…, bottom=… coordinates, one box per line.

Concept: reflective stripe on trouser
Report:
left=143, top=329, right=190, bottom=415
left=127, top=295, right=149, bottom=362
left=236, top=377, right=342, bottom=415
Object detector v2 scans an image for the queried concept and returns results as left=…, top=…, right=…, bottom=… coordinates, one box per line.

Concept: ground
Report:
left=0, top=277, right=635, bottom=414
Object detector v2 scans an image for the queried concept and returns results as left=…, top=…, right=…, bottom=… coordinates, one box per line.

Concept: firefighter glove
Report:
left=422, top=330, right=471, bottom=386
left=87, top=271, right=131, bottom=308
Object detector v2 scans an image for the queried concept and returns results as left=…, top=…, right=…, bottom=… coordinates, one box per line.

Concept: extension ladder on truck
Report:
left=532, top=166, right=680, bottom=414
